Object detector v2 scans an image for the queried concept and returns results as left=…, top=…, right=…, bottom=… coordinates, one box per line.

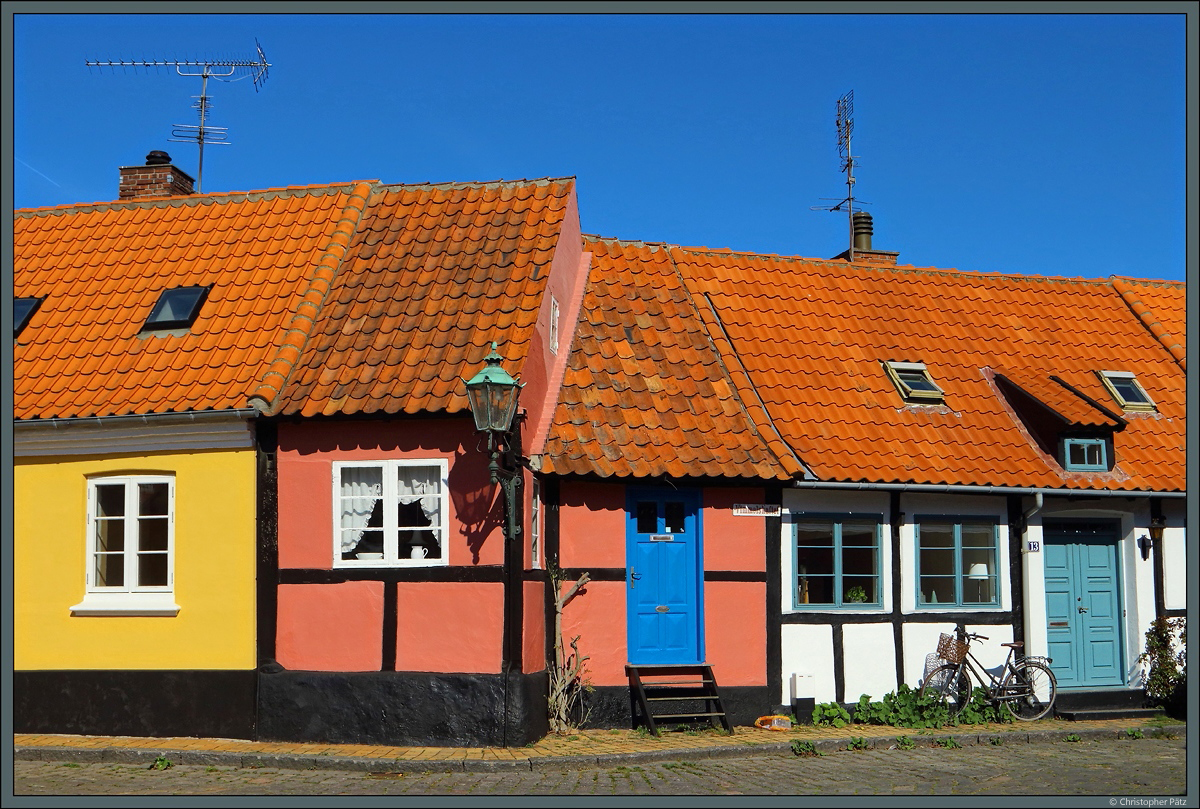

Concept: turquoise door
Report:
left=1043, top=521, right=1124, bottom=688
left=625, top=489, right=703, bottom=665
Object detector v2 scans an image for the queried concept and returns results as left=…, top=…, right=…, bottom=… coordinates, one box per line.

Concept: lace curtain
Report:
left=340, top=467, right=382, bottom=552
left=396, top=465, right=440, bottom=527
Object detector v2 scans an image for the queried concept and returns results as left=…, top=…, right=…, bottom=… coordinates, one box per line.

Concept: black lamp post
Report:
left=1141, top=515, right=1165, bottom=562
left=464, top=343, right=524, bottom=543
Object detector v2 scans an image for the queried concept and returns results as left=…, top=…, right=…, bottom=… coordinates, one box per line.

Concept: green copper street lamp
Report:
left=464, top=343, right=523, bottom=542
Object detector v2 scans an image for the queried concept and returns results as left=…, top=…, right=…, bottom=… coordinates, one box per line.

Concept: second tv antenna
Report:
left=87, top=40, right=271, bottom=193
left=811, top=90, right=868, bottom=261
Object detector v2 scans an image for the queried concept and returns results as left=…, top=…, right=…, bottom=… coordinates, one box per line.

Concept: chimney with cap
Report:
left=118, top=151, right=195, bottom=200
left=833, top=211, right=899, bottom=264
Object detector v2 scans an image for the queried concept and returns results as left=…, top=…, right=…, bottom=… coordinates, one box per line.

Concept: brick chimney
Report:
left=118, top=151, right=195, bottom=200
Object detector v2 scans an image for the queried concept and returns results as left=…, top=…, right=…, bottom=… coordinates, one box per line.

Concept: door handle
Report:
left=1078, top=606, right=1088, bottom=614
left=630, top=568, right=641, bottom=589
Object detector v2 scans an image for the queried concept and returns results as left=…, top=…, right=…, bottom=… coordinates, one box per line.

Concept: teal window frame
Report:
left=916, top=517, right=1000, bottom=608
left=1063, top=437, right=1108, bottom=472
left=792, top=513, right=882, bottom=609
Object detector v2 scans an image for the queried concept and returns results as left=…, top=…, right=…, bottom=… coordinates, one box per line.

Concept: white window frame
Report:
left=549, top=296, right=561, bottom=355
left=531, top=477, right=542, bottom=569
left=71, top=474, right=179, bottom=616
left=1097, top=370, right=1156, bottom=412
left=332, top=459, right=450, bottom=568
left=883, top=361, right=945, bottom=404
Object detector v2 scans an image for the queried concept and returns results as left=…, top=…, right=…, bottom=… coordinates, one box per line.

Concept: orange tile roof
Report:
left=541, top=237, right=802, bottom=479
left=270, top=178, right=576, bottom=417
left=15, top=176, right=574, bottom=424
left=671, top=251, right=1184, bottom=492
left=1111, top=276, right=1186, bottom=369
left=14, top=182, right=375, bottom=420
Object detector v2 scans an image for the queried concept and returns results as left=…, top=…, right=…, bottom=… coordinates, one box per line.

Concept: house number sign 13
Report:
left=1025, top=539, right=1042, bottom=553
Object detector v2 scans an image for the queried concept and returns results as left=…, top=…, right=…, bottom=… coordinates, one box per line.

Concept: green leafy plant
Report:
left=1124, top=728, right=1145, bottom=740
left=846, top=736, right=868, bottom=751
left=813, top=701, right=852, bottom=728
left=1137, top=616, right=1187, bottom=718
left=1065, top=733, right=1082, bottom=743
left=989, top=736, right=1004, bottom=746
left=149, top=756, right=173, bottom=771
left=844, top=585, right=868, bottom=603
left=935, top=736, right=962, bottom=749
left=62, top=762, right=81, bottom=769
left=956, top=686, right=1008, bottom=725
left=895, top=735, right=915, bottom=751
left=790, top=740, right=823, bottom=757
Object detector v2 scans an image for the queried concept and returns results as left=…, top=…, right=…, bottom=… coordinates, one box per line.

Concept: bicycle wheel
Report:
left=919, top=663, right=971, bottom=719
left=1002, top=661, right=1057, bottom=721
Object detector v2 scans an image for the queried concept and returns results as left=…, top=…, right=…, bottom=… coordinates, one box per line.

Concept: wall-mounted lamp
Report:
left=1140, top=515, right=1166, bottom=562
left=464, top=342, right=524, bottom=543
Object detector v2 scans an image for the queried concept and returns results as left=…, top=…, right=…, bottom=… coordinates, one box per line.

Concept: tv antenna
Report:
left=87, top=40, right=271, bottom=193
left=811, top=90, right=868, bottom=260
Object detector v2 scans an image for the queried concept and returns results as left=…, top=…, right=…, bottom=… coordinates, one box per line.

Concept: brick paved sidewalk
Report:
left=13, top=717, right=1184, bottom=774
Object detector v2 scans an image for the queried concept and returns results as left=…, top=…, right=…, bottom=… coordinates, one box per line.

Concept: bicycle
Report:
left=919, top=630, right=1058, bottom=721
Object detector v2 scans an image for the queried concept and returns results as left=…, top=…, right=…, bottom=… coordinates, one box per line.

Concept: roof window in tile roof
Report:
left=1097, top=370, right=1156, bottom=412
left=142, top=285, right=211, bottom=333
left=883, top=361, right=945, bottom=405
left=14, top=296, right=43, bottom=338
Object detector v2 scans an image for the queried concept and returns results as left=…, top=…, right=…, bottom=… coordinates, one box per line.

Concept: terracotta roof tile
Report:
left=541, top=237, right=800, bottom=480
left=668, top=250, right=1184, bottom=492
left=271, top=178, right=575, bottom=417
left=1111, top=276, right=1186, bottom=369
left=15, top=182, right=377, bottom=421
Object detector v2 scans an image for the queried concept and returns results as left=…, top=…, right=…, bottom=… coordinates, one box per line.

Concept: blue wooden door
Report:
left=625, top=489, right=704, bottom=665
left=1043, top=521, right=1124, bottom=688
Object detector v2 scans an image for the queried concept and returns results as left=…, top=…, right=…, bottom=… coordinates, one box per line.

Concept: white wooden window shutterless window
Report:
left=333, top=459, right=449, bottom=567
left=71, top=475, right=179, bottom=616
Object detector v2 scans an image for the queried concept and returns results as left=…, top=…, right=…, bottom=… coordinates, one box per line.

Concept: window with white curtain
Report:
left=333, top=459, right=448, bottom=567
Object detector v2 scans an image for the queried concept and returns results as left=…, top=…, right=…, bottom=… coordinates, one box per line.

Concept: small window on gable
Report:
left=884, top=361, right=945, bottom=404
left=14, top=296, right=43, bottom=337
left=143, top=285, right=210, bottom=332
left=1098, top=371, right=1155, bottom=412
left=1064, top=437, right=1108, bottom=472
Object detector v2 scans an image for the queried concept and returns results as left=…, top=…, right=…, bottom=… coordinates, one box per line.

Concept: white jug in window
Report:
left=410, top=546, right=428, bottom=559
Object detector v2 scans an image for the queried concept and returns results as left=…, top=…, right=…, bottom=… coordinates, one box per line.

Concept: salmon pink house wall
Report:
left=257, top=415, right=551, bottom=748
left=548, top=479, right=773, bottom=727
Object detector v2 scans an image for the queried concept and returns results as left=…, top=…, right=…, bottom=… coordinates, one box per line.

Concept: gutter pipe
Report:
left=14, top=409, right=261, bottom=431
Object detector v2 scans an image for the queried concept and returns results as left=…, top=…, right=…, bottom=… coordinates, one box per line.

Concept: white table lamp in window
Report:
left=968, top=563, right=990, bottom=602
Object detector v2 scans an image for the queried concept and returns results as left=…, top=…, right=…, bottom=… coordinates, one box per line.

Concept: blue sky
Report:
left=9, top=10, right=1190, bottom=281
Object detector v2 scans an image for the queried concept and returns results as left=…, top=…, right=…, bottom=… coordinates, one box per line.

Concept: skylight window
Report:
left=143, top=286, right=210, bottom=332
left=1097, top=371, right=1155, bottom=412
left=14, top=296, right=43, bottom=337
left=884, top=361, right=945, bottom=404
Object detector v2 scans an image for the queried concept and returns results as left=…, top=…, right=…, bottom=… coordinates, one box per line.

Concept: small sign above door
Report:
left=732, top=504, right=781, bottom=517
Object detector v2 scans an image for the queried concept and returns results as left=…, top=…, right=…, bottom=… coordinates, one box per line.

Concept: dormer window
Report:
left=1063, top=437, right=1108, bottom=472
left=1098, top=371, right=1155, bottom=412
left=14, top=296, right=43, bottom=337
left=884, top=361, right=945, bottom=405
left=143, top=285, right=210, bottom=332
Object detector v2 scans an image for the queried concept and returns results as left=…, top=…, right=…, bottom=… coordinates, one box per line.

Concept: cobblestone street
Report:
left=11, top=735, right=1188, bottom=797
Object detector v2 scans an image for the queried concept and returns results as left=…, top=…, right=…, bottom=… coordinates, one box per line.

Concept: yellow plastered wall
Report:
left=14, top=449, right=257, bottom=670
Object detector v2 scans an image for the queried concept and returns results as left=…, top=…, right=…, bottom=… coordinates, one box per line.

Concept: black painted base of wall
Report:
left=577, top=685, right=773, bottom=730
left=13, top=669, right=257, bottom=740
left=257, top=668, right=550, bottom=748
